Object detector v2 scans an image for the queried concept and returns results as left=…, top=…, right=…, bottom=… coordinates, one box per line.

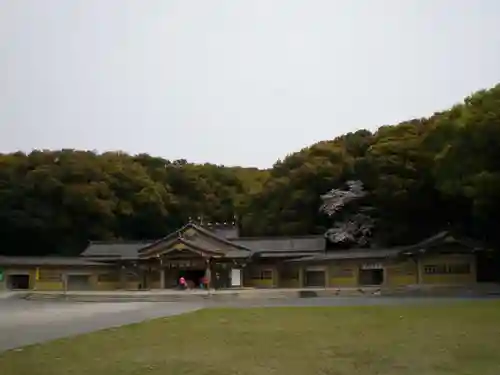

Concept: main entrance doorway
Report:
left=162, top=257, right=208, bottom=289
left=177, top=269, right=206, bottom=288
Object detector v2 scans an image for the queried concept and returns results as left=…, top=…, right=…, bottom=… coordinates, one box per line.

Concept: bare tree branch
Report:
left=319, top=180, right=367, bottom=216
left=320, top=180, right=375, bottom=246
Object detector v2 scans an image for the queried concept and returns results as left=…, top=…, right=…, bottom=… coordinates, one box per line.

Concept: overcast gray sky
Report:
left=1, top=1, right=499, bottom=168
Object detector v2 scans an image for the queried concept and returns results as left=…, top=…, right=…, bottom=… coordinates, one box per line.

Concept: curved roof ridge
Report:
left=189, top=223, right=251, bottom=251
left=139, top=222, right=251, bottom=253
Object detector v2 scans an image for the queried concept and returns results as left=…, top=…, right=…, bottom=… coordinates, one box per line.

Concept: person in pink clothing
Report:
left=179, top=276, right=187, bottom=290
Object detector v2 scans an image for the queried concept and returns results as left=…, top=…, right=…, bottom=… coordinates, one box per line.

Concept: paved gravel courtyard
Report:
left=0, top=299, right=203, bottom=352
left=0, top=296, right=497, bottom=352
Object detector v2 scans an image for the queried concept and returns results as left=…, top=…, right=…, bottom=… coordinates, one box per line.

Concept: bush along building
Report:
left=0, top=219, right=489, bottom=291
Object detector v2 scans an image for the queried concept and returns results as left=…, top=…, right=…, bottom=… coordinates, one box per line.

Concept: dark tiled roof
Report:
left=211, top=227, right=239, bottom=239
left=287, top=231, right=485, bottom=262
left=0, top=256, right=108, bottom=266
left=81, top=241, right=152, bottom=259
left=183, top=236, right=227, bottom=255
left=139, top=223, right=251, bottom=253
left=225, top=249, right=253, bottom=258
left=138, top=236, right=250, bottom=259
left=186, top=223, right=251, bottom=251
left=256, top=251, right=320, bottom=258
left=77, top=230, right=483, bottom=263
left=287, top=248, right=402, bottom=262
left=398, top=231, right=483, bottom=255
left=232, top=236, right=326, bottom=254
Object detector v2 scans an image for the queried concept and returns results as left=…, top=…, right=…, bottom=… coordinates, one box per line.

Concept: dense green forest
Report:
left=1, top=84, right=500, bottom=256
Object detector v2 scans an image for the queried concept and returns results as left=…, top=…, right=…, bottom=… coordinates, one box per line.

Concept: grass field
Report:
left=1, top=301, right=500, bottom=375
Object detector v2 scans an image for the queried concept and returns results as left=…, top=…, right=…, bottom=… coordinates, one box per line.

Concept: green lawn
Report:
left=1, top=301, right=500, bottom=375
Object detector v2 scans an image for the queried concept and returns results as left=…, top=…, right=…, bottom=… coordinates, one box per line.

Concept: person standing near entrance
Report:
left=204, top=266, right=211, bottom=294
left=179, top=276, right=187, bottom=290
left=201, top=275, right=208, bottom=289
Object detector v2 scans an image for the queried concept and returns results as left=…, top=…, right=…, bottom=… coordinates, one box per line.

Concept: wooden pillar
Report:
left=33, top=267, right=39, bottom=290
left=160, top=268, right=165, bottom=289
left=63, top=273, right=68, bottom=298
left=325, top=263, right=330, bottom=288
left=471, top=254, right=477, bottom=283
left=299, top=266, right=304, bottom=288
left=416, top=257, right=424, bottom=285
left=382, top=264, right=388, bottom=287
left=272, top=264, right=278, bottom=288
left=139, top=268, right=146, bottom=290
left=119, top=264, right=126, bottom=290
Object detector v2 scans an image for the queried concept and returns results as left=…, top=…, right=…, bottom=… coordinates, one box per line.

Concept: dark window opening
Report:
left=281, top=268, right=299, bottom=280
left=304, top=270, right=325, bottom=287
left=250, top=269, right=273, bottom=280
left=97, top=273, right=120, bottom=282
left=359, top=269, right=384, bottom=286
left=67, top=275, right=91, bottom=290
left=8, top=274, right=30, bottom=290
left=424, top=264, right=470, bottom=275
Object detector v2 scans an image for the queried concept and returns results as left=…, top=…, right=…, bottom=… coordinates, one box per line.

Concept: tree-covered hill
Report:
left=242, top=84, right=500, bottom=249
left=1, top=84, right=500, bottom=256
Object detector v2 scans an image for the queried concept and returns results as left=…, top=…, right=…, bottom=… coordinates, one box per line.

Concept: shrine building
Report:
left=0, top=221, right=488, bottom=291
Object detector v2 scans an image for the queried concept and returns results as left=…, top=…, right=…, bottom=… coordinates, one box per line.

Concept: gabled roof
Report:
left=398, top=231, right=484, bottom=255
left=140, top=237, right=224, bottom=257
left=151, top=237, right=250, bottom=259
left=232, top=236, right=326, bottom=254
left=80, top=224, right=327, bottom=260
left=138, top=222, right=251, bottom=257
left=81, top=241, right=152, bottom=260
